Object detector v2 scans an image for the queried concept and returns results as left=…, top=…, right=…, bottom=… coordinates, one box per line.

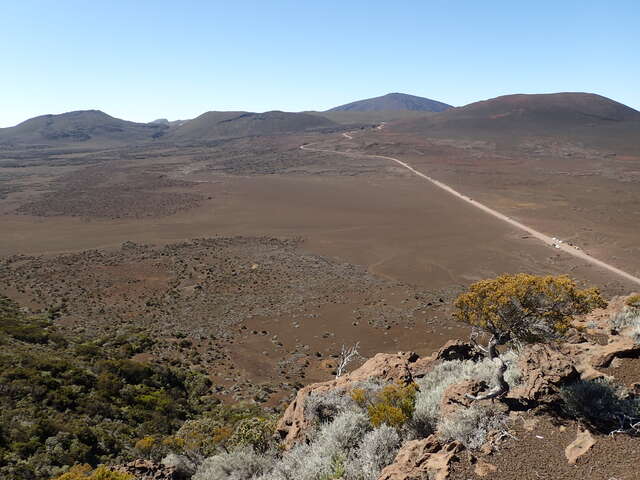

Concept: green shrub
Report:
left=0, top=296, right=216, bottom=479
left=352, top=382, right=417, bottom=429
left=228, top=416, right=276, bottom=453
left=51, top=465, right=134, bottom=480
left=625, top=294, right=640, bottom=308
left=0, top=296, right=51, bottom=344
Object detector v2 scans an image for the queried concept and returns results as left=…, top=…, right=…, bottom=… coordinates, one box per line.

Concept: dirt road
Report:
left=301, top=135, right=640, bottom=287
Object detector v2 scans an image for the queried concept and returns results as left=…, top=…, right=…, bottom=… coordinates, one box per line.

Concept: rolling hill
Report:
left=168, top=110, right=339, bottom=142
left=328, top=92, right=452, bottom=112
left=392, top=92, right=640, bottom=137
left=0, top=110, right=168, bottom=148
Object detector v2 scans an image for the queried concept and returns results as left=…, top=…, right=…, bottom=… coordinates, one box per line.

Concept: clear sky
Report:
left=1, top=0, right=638, bottom=126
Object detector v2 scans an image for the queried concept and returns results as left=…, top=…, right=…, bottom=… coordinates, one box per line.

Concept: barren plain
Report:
left=2, top=123, right=639, bottom=406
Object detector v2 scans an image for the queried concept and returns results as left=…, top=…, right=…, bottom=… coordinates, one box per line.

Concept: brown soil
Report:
left=450, top=414, right=640, bottom=480
left=604, top=356, right=640, bottom=388
left=0, top=236, right=462, bottom=405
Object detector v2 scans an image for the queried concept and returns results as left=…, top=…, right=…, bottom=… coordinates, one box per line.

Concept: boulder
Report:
left=509, top=344, right=578, bottom=402
left=473, top=459, right=497, bottom=477
left=111, top=459, right=180, bottom=480
left=377, top=436, right=461, bottom=480
left=589, top=337, right=640, bottom=368
left=439, top=379, right=484, bottom=418
left=564, top=428, right=596, bottom=465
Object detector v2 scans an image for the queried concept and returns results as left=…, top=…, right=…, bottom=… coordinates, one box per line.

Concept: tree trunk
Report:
left=466, top=335, right=509, bottom=401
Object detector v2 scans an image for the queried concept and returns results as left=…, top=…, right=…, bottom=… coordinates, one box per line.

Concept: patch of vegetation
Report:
left=454, top=273, right=606, bottom=347
left=50, top=464, right=134, bottom=480
left=412, top=351, right=520, bottom=436
left=228, top=416, right=277, bottom=453
left=625, top=294, right=640, bottom=308
left=611, top=300, right=640, bottom=340
left=438, top=403, right=506, bottom=449
left=0, top=295, right=216, bottom=479
left=559, top=378, right=640, bottom=434
left=352, top=382, right=417, bottom=429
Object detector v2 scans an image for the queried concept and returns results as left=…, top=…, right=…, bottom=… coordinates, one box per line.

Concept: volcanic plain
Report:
left=2, top=95, right=640, bottom=405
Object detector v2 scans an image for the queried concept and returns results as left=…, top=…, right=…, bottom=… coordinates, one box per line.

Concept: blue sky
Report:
left=1, top=0, right=638, bottom=126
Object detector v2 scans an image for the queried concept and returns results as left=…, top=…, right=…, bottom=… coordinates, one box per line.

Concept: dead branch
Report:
left=335, top=342, right=361, bottom=378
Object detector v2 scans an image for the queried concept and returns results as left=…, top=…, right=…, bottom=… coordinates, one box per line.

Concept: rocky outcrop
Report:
left=276, top=351, right=427, bottom=448
left=439, top=379, right=483, bottom=418
left=273, top=296, right=640, bottom=479
left=377, top=436, right=462, bottom=480
left=276, top=342, right=487, bottom=447
left=509, top=344, right=578, bottom=402
left=111, top=459, right=180, bottom=480
left=564, top=336, right=640, bottom=371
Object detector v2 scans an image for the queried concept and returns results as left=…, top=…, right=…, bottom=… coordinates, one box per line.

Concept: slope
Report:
left=0, top=110, right=168, bottom=148
left=169, top=111, right=338, bottom=142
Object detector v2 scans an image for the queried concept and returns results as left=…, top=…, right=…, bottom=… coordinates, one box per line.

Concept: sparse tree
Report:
left=453, top=273, right=606, bottom=400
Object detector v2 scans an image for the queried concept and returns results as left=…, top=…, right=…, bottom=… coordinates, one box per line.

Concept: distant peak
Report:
left=328, top=93, right=452, bottom=112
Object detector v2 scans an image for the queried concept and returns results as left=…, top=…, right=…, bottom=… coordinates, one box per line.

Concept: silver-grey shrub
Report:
left=260, top=410, right=370, bottom=480
left=193, top=447, right=272, bottom=480
left=304, top=388, right=358, bottom=424
left=344, top=425, right=400, bottom=480
left=632, top=324, right=640, bottom=343
left=611, top=306, right=640, bottom=336
left=413, top=351, right=520, bottom=435
left=303, top=379, right=384, bottom=426
left=437, top=403, right=507, bottom=449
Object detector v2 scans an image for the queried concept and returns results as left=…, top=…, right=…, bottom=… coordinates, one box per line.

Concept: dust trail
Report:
left=301, top=134, right=640, bottom=287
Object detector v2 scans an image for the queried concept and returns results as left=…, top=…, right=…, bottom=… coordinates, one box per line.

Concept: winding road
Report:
left=301, top=132, right=640, bottom=287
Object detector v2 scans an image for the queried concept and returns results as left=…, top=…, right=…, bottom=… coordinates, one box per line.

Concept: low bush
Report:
left=625, top=294, right=640, bottom=308
left=305, top=388, right=357, bottom=424
left=437, top=403, right=507, bottom=449
left=560, top=378, right=640, bottom=433
left=193, top=448, right=272, bottom=480
left=611, top=303, right=640, bottom=336
left=228, top=416, right=277, bottom=453
left=353, top=383, right=417, bottom=429
left=343, top=425, right=400, bottom=480
left=279, top=410, right=369, bottom=480
left=50, top=465, right=133, bottom=480
left=413, top=352, right=520, bottom=435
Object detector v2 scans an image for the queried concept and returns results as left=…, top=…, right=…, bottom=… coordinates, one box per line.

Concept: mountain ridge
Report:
left=167, top=110, right=339, bottom=142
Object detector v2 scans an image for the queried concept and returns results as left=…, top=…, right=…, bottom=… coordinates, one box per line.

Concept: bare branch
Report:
left=335, top=342, right=361, bottom=378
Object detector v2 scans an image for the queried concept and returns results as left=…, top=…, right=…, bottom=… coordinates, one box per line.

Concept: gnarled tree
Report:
left=453, top=273, right=606, bottom=400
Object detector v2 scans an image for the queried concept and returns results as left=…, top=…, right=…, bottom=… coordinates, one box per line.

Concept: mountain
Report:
left=150, top=118, right=187, bottom=128
left=168, top=110, right=338, bottom=141
left=0, top=110, right=168, bottom=148
left=393, top=92, right=640, bottom=137
left=328, top=92, right=452, bottom=112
